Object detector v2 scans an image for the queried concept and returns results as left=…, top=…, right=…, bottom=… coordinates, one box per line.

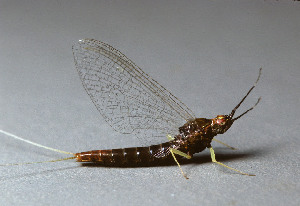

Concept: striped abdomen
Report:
left=75, top=141, right=178, bottom=166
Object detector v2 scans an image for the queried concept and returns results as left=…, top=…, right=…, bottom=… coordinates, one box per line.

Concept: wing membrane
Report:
left=72, top=39, right=195, bottom=145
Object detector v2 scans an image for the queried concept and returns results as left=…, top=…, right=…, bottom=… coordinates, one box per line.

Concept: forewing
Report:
left=72, top=39, right=195, bottom=145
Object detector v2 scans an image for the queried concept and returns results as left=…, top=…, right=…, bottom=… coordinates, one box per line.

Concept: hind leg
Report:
left=209, top=147, right=255, bottom=176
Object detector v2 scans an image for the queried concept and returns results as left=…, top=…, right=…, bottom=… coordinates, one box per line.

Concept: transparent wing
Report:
left=72, top=39, right=196, bottom=145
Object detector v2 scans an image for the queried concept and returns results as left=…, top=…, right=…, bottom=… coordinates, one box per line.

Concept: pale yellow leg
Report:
left=213, top=138, right=237, bottom=150
left=170, top=148, right=192, bottom=159
left=167, top=134, right=191, bottom=179
left=169, top=148, right=189, bottom=179
left=166, top=134, right=174, bottom=141
left=209, top=147, right=255, bottom=176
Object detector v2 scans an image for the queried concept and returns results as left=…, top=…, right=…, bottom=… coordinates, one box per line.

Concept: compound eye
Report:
left=217, top=116, right=226, bottom=125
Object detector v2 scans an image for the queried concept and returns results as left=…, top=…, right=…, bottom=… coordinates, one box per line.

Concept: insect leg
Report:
left=166, top=134, right=174, bottom=141
left=166, top=134, right=191, bottom=179
left=209, top=147, right=255, bottom=176
left=169, top=148, right=190, bottom=179
left=212, top=138, right=237, bottom=150
left=170, top=148, right=192, bottom=159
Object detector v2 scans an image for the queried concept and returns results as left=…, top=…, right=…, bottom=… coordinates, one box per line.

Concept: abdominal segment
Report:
left=75, top=142, right=175, bottom=166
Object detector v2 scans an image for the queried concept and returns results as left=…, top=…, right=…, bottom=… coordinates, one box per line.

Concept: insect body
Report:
left=72, top=39, right=262, bottom=178
left=76, top=118, right=218, bottom=164
left=75, top=118, right=212, bottom=164
left=1, top=39, right=262, bottom=179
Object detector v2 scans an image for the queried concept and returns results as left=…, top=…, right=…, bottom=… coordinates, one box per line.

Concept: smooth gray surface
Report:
left=0, top=1, right=299, bottom=206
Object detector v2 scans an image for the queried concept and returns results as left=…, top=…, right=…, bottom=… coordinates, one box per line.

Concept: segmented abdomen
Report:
left=75, top=142, right=176, bottom=166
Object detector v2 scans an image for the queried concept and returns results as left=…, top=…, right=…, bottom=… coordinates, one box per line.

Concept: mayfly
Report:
left=0, top=39, right=262, bottom=179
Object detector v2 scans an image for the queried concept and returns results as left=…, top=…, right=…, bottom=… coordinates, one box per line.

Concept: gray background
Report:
left=0, top=1, right=299, bottom=206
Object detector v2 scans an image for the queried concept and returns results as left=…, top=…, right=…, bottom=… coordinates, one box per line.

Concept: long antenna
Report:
left=232, top=97, right=261, bottom=121
left=230, top=68, right=262, bottom=119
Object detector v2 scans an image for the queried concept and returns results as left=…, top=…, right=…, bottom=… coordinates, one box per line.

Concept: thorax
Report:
left=175, top=118, right=215, bottom=155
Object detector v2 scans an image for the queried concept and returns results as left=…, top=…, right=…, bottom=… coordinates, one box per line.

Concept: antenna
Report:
left=230, top=68, right=262, bottom=120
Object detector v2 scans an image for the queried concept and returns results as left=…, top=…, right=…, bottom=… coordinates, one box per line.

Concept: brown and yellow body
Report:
left=75, top=118, right=223, bottom=166
left=0, top=40, right=260, bottom=178
left=71, top=39, right=261, bottom=175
